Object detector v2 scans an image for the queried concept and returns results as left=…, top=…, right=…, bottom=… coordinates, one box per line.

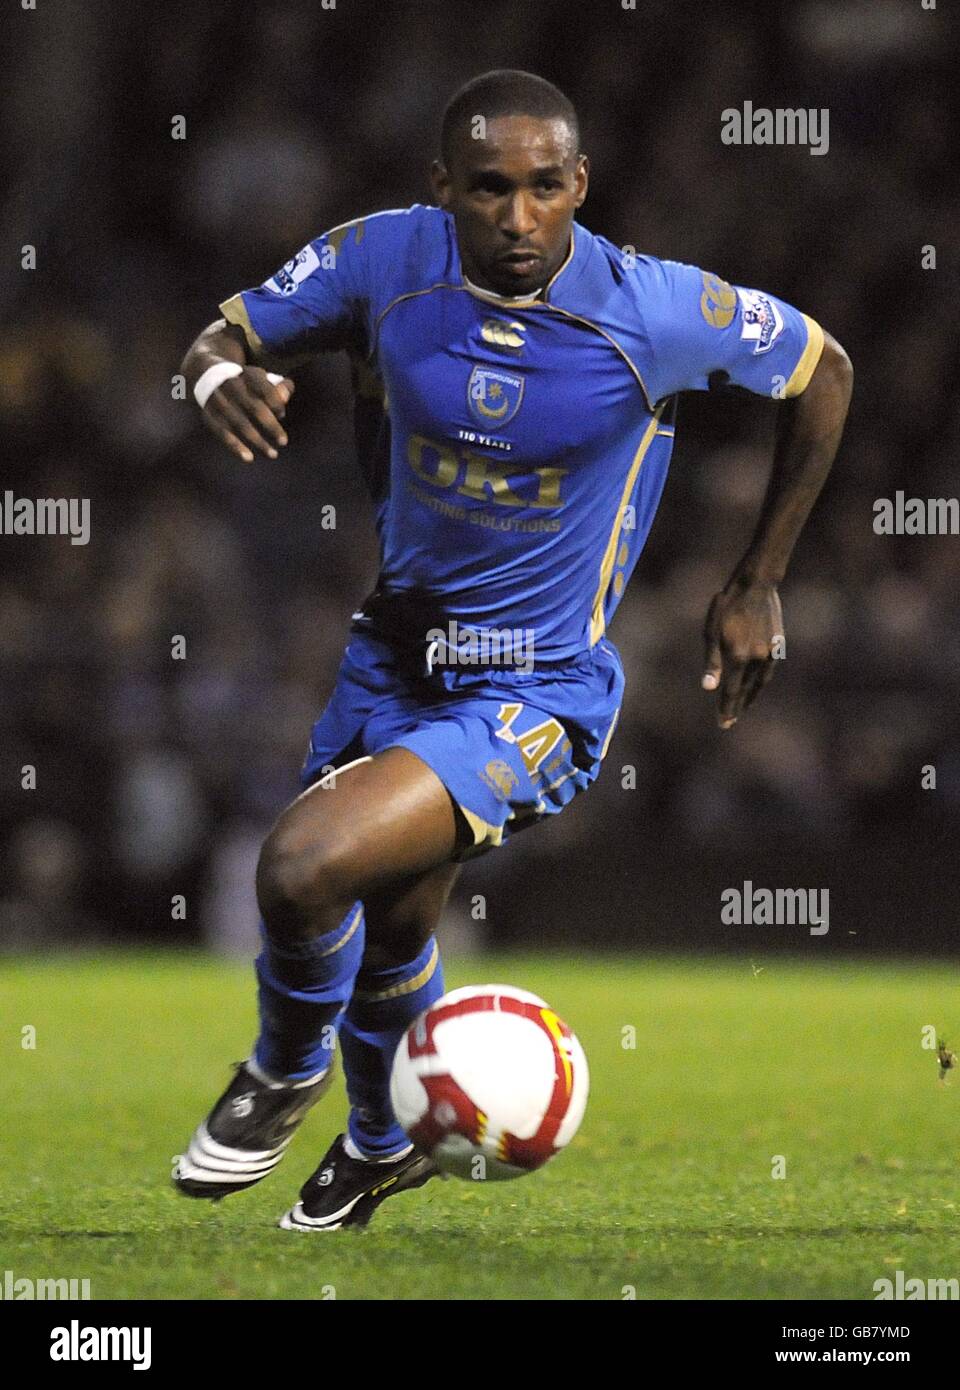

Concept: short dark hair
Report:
left=440, top=69, right=580, bottom=169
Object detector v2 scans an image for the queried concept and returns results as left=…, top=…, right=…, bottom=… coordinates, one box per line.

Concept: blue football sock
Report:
left=253, top=903, right=365, bottom=1081
left=340, top=936, right=445, bottom=1157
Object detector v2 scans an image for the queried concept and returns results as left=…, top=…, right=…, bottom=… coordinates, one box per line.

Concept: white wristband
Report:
left=194, top=361, right=242, bottom=410
left=194, top=364, right=288, bottom=411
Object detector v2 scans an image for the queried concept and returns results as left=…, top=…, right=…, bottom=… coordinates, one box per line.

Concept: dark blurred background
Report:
left=2, top=0, right=958, bottom=956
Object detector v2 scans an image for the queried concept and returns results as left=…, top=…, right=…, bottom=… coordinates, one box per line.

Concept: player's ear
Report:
left=574, top=154, right=589, bottom=208
left=431, top=159, right=452, bottom=208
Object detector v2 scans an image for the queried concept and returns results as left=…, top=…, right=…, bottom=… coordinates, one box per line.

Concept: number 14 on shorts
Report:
left=494, top=702, right=569, bottom=778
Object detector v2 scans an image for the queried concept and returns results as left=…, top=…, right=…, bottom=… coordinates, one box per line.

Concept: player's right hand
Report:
left=200, top=366, right=295, bottom=463
left=701, top=580, right=783, bottom=729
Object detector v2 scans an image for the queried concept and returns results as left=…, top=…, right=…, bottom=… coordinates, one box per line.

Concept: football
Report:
left=389, top=984, right=589, bottom=1180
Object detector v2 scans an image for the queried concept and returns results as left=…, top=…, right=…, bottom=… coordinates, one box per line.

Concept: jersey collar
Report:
left=461, top=272, right=546, bottom=306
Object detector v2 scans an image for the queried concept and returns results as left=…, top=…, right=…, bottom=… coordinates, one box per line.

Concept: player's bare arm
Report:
left=180, top=317, right=294, bottom=463
left=702, top=330, right=854, bottom=729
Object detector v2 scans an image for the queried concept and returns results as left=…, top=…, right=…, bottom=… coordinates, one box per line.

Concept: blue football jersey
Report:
left=220, top=205, right=823, bottom=661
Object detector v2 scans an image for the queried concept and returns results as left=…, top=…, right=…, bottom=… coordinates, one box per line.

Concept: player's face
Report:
left=432, top=115, right=588, bottom=297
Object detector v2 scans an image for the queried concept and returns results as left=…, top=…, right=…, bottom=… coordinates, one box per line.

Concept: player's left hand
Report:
left=701, top=581, right=783, bottom=729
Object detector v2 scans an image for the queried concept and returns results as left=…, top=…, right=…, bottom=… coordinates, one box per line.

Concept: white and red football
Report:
left=389, top=984, right=589, bottom=1180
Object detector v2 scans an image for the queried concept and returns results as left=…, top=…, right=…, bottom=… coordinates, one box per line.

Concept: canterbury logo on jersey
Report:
left=481, top=319, right=526, bottom=352
left=406, top=434, right=568, bottom=509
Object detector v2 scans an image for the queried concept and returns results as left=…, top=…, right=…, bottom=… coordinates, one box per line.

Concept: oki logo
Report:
left=407, top=434, right=568, bottom=509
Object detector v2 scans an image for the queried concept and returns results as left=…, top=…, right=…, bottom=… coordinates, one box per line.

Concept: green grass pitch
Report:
left=2, top=952, right=958, bottom=1300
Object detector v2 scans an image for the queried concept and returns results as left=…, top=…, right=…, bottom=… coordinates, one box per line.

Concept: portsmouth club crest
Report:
left=467, top=366, right=524, bottom=429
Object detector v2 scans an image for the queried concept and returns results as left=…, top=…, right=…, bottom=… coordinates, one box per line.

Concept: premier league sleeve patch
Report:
left=736, top=287, right=784, bottom=354
left=265, top=244, right=321, bottom=296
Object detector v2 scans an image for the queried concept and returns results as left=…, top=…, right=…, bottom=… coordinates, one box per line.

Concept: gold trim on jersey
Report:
left=784, top=314, right=825, bottom=397
left=371, top=281, right=466, bottom=348
left=219, top=293, right=264, bottom=356
left=325, top=216, right=366, bottom=255
left=589, top=404, right=666, bottom=646
left=546, top=226, right=576, bottom=294
left=534, top=303, right=655, bottom=410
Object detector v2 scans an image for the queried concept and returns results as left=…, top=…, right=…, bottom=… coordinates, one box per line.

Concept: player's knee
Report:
left=255, top=826, right=356, bottom=940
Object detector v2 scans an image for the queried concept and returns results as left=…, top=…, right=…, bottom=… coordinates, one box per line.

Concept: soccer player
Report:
left=173, top=70, right=853, bottom=1230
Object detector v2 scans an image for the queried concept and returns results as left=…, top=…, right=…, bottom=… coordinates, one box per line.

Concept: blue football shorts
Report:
left=299, top=627, right=625, bottom=861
